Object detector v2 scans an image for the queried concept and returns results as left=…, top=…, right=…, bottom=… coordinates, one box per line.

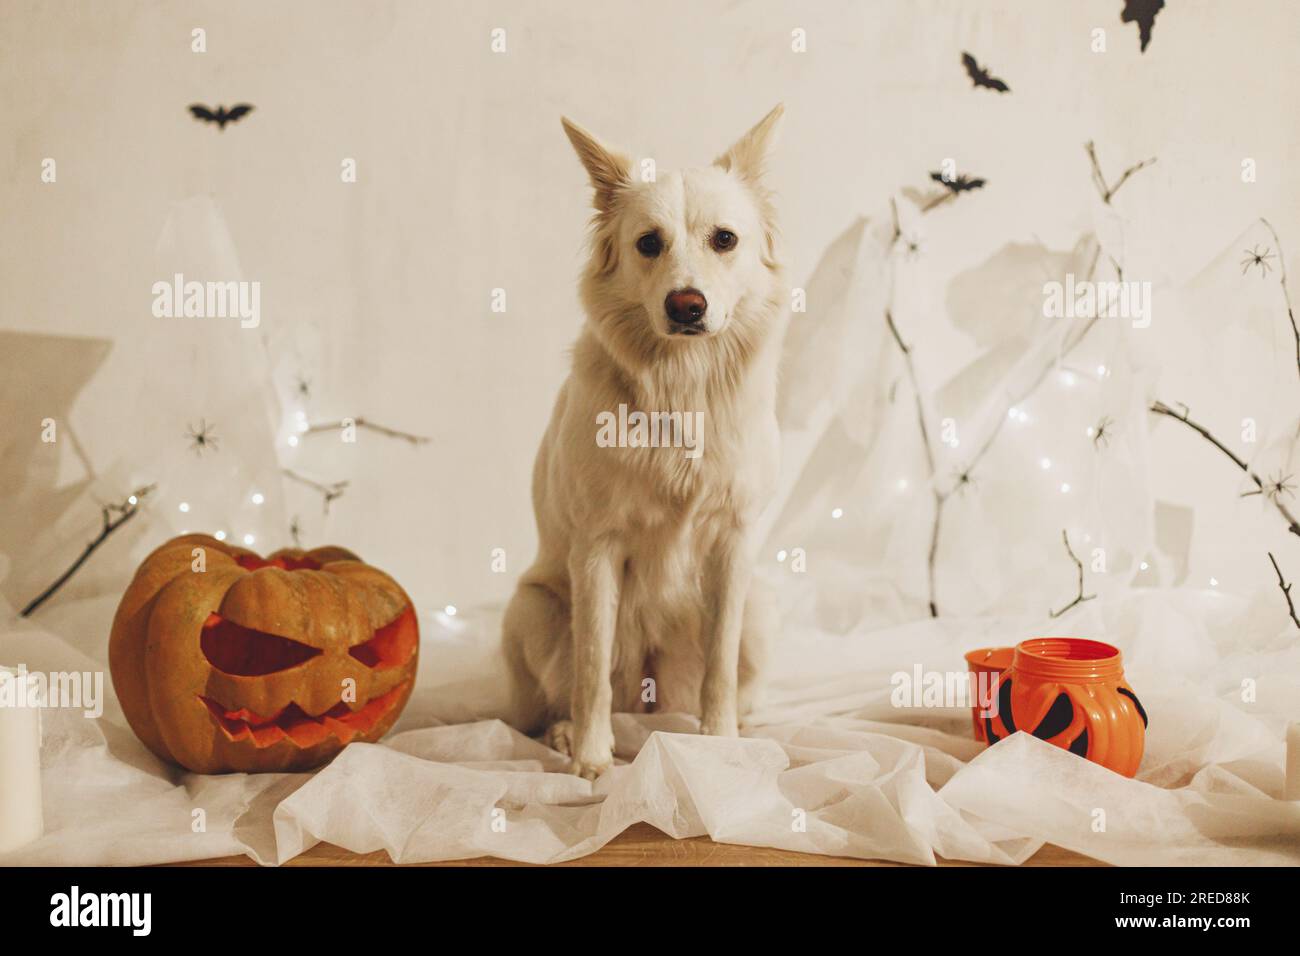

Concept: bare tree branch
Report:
left=1086, top=141, right=1157, bottom=205
left=1269, top=552, right=1300, bottom=630
left=1150, top=400, right=1300, bottom=538
left=950, top=143, right=1157, bottom=486
left=919, top=191, right=955, bottom=213
left=20, top=484, right=156, bottom=618
left=1049, top=529, right=1096, bottom=618
left=884, top=309, right=948, bottom=617
left=885, top=311, right=936, bottom=477
left=885, top=192, right=952, bottom=615
left=305, top=416, right=430, bottom=445
left=283, top=469, right=349, bottom=515
left=1268, top=554, right=1300, bottom=629
left=886, top=143, right=1154, bottom=618
left=1259, top=218, right=1299, bottom=386
left=925, top=489, right=944, bottom=618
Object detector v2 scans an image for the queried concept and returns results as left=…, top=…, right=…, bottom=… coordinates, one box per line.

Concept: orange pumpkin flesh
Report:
left=109, top=534, right=419, bottom=774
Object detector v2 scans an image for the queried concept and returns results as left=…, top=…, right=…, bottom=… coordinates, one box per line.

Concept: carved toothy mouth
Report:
left=199, top=680, right=411, bottom=749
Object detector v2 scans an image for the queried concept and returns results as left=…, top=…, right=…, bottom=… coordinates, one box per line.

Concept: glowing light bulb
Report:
left=776, top=550, right=788, bottom=562
left=214, top=530, right=227, bottom=541
left=128, top=495, right=138, bottom=505
left=243, top=534, right=255, bottom=546
left=178, top=502, right=190, bottom=513
left=1209, top=577, right=1218, bottom=587
left=831, top=508, right=843, bottom=519
left=1140, top=561, right=1149, bottom=571
left=1039, top=457, right=1052, bottom=470
left=251, top=492, right=265, bottom=505
left=1059, top=482, right=1071, bottom=494
left=1097, top=364, right=1108, bottom=376
left=444, top=605, right=458, bottom=617
left=287, top=435, right=299, bottom=447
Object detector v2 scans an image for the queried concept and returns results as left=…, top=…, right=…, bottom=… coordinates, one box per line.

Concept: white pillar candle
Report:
left=1286, top=722, right=1300, bottom=801
left=0, top=666, right=43, bottom=854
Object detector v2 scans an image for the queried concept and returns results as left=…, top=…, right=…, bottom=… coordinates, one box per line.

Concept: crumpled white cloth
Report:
left=3, top=584, right=1298, bottom=866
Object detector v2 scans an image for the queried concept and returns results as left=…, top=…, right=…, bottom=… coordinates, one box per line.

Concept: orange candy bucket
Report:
left=965, top=638, right=1148, bottom=778
left=963, top=647, right=1014, bottom=742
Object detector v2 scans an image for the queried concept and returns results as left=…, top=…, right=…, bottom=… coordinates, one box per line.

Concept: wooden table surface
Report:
left=179, top=823, right=1101, bottom=867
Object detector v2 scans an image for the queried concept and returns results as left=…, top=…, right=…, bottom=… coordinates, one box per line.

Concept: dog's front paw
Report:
left=568, top=754, right=613, bottom=781
left=543, top=720, right=575, bottom=756
left=569, top=739, right=613, bottom=779
left=568, top=723, right=614, bottom=780
left=700, top=712, right=739, bottom=738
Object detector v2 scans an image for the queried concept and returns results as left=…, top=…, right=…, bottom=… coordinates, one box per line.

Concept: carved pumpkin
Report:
left=109, top=534, right=418, bottom=773
left=983, top=638, right=1147, bottom=777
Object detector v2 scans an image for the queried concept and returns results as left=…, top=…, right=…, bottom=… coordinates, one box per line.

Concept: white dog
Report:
left=502, top=105, right=787, bottom=779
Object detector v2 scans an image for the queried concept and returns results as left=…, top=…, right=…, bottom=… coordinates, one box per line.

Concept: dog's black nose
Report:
left=665, top=288, right=708, bottom=325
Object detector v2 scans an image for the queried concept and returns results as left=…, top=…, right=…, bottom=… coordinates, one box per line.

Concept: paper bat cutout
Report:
left=1121, top=0, right=1164, bottom=52
left=189, top=103, right=255, bottom=130
left=930, top=171, right=987, bottom=193
left=961, top=52, right=1010, bottom=93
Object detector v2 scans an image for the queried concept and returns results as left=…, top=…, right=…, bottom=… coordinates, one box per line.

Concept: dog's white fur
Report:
left=502, top=105, right=787, bottom=779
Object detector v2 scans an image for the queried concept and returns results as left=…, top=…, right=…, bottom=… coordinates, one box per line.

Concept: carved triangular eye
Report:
left=349, top=607, right=418, bottom=669
left=201, top=613, right=322, bottom=675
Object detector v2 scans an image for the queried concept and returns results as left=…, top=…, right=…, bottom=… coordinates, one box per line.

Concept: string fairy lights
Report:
left=879, top=140, right=1155, bottom=617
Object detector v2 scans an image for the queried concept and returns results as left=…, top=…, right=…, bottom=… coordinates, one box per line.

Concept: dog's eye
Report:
left=635, top=232, right=663, bottom=258
left=711, top=229, right=737, bottom=252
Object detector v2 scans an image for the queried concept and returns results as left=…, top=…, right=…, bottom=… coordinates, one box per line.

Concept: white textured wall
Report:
left=2, top=0, right=1298, bottom=616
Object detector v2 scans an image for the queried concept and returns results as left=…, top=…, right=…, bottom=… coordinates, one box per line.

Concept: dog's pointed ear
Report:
left=561, top=116, right=632, bottom=213
left=715, top=104, right=784, bottom=184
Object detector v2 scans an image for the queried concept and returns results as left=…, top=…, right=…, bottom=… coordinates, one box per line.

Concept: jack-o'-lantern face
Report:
left=109, top=534, right=418, bottom=773
left=982, top=639, right=1147, bottom=777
